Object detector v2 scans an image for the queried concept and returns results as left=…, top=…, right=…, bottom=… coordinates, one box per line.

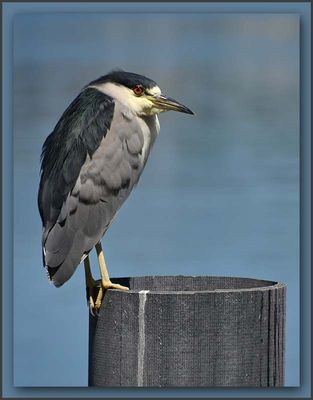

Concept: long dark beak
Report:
left=151, top=94, right=194, bottom=115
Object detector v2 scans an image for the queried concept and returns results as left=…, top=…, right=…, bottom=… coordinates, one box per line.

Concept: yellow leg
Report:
left=95, top=241, right=129, bottom=292
left=84, top=255, right=94, bottom=286
left=84, top=255, right=97, bottom=315
left=93, top=242, right=128, bottom=311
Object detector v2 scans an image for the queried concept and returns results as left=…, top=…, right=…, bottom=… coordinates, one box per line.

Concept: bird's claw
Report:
left=87, top=280, right=129, bottom=316
left=89, top=304, right=99, bottom=317
left=88, top=299, right=101, bottom=317
left=86, top=283, right=100, bottom=316
left=89, top=302, right=95, bottom=317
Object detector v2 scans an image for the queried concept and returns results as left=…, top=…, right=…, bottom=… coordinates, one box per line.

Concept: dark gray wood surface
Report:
left=89, top=276, right=286, bottom=387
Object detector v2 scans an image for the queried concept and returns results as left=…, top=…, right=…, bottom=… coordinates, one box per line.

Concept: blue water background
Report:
left=13, top=13, right=299, bottom=386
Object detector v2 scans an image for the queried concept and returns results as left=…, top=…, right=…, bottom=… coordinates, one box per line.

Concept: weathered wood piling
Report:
left=89, top=276, right=286, bottom=387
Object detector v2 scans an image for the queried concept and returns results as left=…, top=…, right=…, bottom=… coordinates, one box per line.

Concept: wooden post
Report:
left=89, top=276, right=286, bottom=387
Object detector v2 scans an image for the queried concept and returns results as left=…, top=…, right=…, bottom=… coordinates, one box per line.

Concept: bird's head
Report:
left=88, top=70, right=194, bottom=117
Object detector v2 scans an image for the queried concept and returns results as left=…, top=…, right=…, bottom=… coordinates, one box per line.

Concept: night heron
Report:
left=38, top=70, right=194, bottom=314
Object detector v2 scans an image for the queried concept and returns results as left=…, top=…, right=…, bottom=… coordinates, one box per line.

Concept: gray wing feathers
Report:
left=44, top=106, right=146, bottom=287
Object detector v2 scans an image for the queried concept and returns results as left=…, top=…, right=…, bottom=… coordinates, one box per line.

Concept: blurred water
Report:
left=13, top=14, right=299, bottom=386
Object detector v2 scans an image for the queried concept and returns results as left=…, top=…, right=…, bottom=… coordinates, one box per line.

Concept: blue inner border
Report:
left=3, top=2, right=311, bottom=398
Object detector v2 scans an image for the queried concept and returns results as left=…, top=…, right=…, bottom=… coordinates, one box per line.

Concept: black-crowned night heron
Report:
left=38, top=70, right=194, bottom=314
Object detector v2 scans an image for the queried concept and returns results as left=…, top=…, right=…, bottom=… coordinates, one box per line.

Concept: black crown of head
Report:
left=88, top=69, right=157, bottom=89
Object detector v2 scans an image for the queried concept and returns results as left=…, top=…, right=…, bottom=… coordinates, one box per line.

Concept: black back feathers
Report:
left=38, top=87, right=114, bottom=240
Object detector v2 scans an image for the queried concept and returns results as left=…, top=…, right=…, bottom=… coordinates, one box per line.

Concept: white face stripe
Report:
left=89, top=82, right=162, bottom=116
left=146, top=86, right=161, bottom=96
left=89, top=82, right=132, bottom=105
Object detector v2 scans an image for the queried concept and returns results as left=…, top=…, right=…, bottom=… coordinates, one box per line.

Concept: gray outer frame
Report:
left=89, top=276, right=286, bottom=387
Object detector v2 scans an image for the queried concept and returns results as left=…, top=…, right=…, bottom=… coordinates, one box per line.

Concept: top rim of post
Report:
left=101, top=275, right=287, bottom=295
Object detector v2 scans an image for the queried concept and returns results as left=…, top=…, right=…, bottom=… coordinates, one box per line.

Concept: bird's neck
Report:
left=137, top=114, right=160, bottom=164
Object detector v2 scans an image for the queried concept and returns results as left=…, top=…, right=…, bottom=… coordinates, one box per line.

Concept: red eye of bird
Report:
left=133, top=85, right=144, bottom=96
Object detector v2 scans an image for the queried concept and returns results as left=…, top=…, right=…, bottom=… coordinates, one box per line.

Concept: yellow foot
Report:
left=88, top=281, right=129, bottom=316
left=102, top=280, right=129, bottom=291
